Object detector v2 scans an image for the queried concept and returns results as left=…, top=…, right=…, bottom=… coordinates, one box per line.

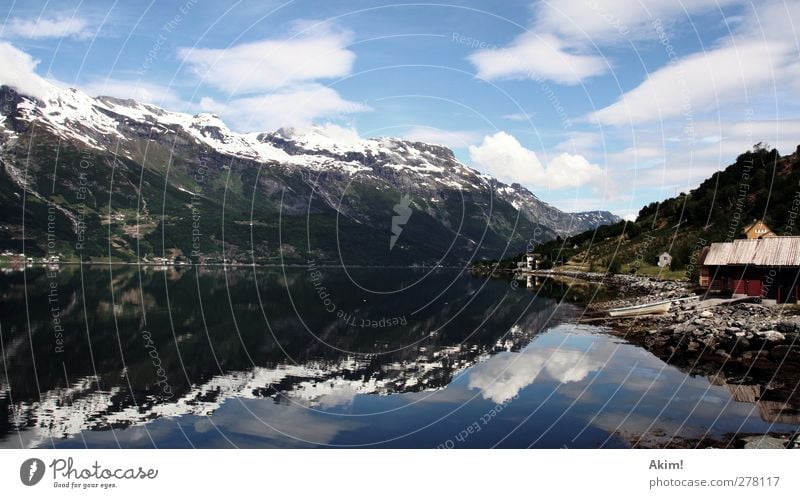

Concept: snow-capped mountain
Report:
left=494, top=182, right=619, bottom=236
left=0, top=82, right=619, bottom=264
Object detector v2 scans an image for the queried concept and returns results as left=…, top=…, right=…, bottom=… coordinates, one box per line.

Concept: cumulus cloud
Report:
left=469, top=131, right=605, bottom=190
left=402, top=127, right=481, bottom=148
left=0, top=42, right=52, bottom=99
left=179, top=25, right=355, bottom=94
left=199, top=84, right=370, bottom=131
left=3, top=16, right=90, bottom=39
left=468, top=33, right=606, bottom=85
left=181, top=22, right=365, bottom=132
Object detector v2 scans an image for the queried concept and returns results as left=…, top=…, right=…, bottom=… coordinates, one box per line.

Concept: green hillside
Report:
left=522, top=143, right=800, bottom=279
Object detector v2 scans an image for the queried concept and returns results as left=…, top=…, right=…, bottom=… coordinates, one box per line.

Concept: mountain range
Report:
left=0, top=82, right=619, bottom=265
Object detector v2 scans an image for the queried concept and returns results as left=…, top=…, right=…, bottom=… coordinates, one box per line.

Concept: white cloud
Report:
left=501, top=112, right=535, bottom=122
left=469, top=131, right=605, bottom=190
left=0, top=43, right=183, bottom=109
left=179, top=22, right=363, bottom=132
left=462, top=1, right=800, bottom=216
left=298, top=122, right=363, bottom=144
left=3, top=16, right=90, bottom=39
left=554, top=131, right=603, bottom=153
left=0, top=40, right=362, bottom=134
left=0, top=45, right=185, bottom=114
left=588, top=40, right=793, bottom=126
left=465, top=0, right=748, bottom=85
left=467, top=346, right=604, bottom=403
left=547, top=153, right=607, bottom=184
left=533, top=0, right=739, bottom=42
left=760, top=0, right=800, bottom=31
left=401, top=127, right=481, bottom=148
left=0, top=42, right=51, bottom=99
left=468, top=33, right=606, bottom=85
left=604, top=146, right=665, bottom=166
left=199, top=84, right=370, bottom=132
left=179, top=26, right=355, bottom=94
left=621, top=211, right=638, bottom=222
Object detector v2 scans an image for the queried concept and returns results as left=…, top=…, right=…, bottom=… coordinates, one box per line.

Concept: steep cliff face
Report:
left=0, top=83, right=618, bottom=264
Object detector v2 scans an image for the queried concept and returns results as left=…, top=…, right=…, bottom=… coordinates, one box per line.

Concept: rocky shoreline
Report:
left=530, top=269, right=691, bottom=303
left=613, top=300, right=800, bottom=357
left=571, top=270, right=800, bottom=362
left=531, top=269, right=800, bottom=356
left=531, top=269, right=800, bottom=447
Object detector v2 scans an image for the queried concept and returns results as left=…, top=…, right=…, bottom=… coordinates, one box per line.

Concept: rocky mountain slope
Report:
left=0, top=82, right=619, bottom=264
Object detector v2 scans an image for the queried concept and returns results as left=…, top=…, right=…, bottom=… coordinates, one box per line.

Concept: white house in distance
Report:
left=658, top=252, right=672, bottom=269
left=525, top=252, right=541, bottom=270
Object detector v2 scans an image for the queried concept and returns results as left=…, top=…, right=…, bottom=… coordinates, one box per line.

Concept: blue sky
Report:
left=2, top=0, right=799, bottom=219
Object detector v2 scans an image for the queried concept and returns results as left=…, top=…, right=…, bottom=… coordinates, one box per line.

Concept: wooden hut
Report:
left=699, top=237, right=800, bottom=303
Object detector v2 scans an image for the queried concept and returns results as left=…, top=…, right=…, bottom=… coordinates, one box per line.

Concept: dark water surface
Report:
left=0, top=266, right=797, bottom=448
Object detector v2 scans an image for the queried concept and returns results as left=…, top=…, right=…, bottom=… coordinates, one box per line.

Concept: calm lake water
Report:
left=0, top=266, right=798, bottom=448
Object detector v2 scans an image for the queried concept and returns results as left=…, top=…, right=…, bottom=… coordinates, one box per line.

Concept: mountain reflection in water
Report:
left=0, top=266, right=798, bottom=448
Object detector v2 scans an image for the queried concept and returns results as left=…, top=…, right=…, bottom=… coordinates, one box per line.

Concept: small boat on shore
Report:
left=608, top=300, right=671, bottom=317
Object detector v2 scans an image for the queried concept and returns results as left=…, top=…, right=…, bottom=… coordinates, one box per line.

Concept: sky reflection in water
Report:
left=0, top=267, right=797, bottom=448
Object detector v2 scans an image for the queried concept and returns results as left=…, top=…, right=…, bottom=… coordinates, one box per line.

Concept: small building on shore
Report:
left=657, top=252, right=672, bottom=269
left=699, top=237, right=800, bottom=303
left=743, top=219, right=776, bottom=239
left=524, top=252, right=541, bottom=271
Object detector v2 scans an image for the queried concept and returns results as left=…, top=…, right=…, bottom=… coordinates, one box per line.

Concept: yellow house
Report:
left=743, top=219, right=776, bottom=239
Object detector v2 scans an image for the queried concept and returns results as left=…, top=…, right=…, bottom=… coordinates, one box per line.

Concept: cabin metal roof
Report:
left=703, top=237, right=800, bottom=266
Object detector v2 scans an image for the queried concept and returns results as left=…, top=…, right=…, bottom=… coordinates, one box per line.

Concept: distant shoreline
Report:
left=0, top=261, right=467, bottom=269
